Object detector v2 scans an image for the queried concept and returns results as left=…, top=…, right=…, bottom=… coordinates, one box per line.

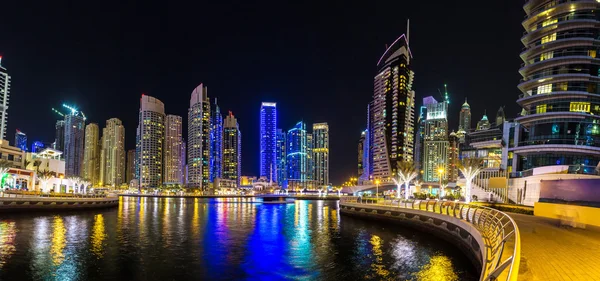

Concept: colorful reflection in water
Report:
left=0, top=198, right=476, bottom=280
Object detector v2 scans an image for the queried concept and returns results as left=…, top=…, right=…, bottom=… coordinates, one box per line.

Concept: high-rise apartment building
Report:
left=136, top=95, right=165, bottom=188
left=312, top=123, right=329, bottom=186
left=358, top=130, right=365, bottom=179
left=100, top=118, right=125, bottom=187
left=0, top=57, right=10, bottom=140
left=83, top=123, right=100, bottom=185
left=126, top=149, right=135, bottom=183
left=276, top=128, right=287, bottom=186
left=414, top=104, right=427, bottom=176
left=495, top=107, right=505, bottom=126
left=306, top=133, right=314, bottom=182
left=223, top=112, right=241, bottom=185
left=64, top=113, right=85, bottom=177
left=210, top=99, right=223, bottom=182
left=188, top=84, right=211, bottom=189
left=448, top=131, right=460, bottom=182
left=370, top=33, right=415, bottom=181
left=459, top=98, right=471, bottom=132
left=54, top=120, right=65, bottom=152
left=287, top=121, right=307, bottom=190
left=476, top=113, right=491, bottom=131
left=14, top=130, right=27, bottom=151
left=514, top=0, right=600, bottom=171
left=164, top=115, right=183, bottom=184
left=423, top=96, right=449, bottom=182
left=260, top=102, right=277, bottom=182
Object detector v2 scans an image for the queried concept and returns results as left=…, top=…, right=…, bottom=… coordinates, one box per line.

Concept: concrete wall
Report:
left=508, top=174, right=600, bottom=206
left=0, top=196, right=118, bottom=212
left=534, top=202, right=600, bottom=228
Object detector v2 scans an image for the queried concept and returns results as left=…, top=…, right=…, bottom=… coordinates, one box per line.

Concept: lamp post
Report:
left=437, top=167, right=445, bottom=198
left=375, top=179, right=380, bottom=199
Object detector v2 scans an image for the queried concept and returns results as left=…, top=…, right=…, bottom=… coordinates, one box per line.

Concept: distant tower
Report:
left=312, top=123, right=329, bottom=186
left=188, top=84, right=211, bottom=189
left=136, top=95, right=165, bottom=188
left=64, top=109, right=86, bottom=177
left=476, top=112, right=491, bottom=131
left=306, top=133, right=314, bottom=184
left=100, top=118, right=126, bottom=187
left=54, top=120, right=65, bottom=151
left=287, top=121, right=307, bottom=190
left=423, top=96, right=449, bottom=182
left=459, top=98, right=471, bottom=131
left=164, top=115, right=183, bottom=185
left=210, top=99, right=223, bottom=182
left=358, top=131, right=365, bottom=179
left=223, top=112, right=241, bottom=185
left=0, top=57, right=10, bottom=140
left=14, top=130, right=27, bottom=151
left=276, top=129, right=287, bottom=186
left=83, top=123, right=100, bottom=185
left=126, top=149, right=135, bottom=183
left=495, top=106, right=505, bottom=126
left=260, top=102, right=277, bottom=182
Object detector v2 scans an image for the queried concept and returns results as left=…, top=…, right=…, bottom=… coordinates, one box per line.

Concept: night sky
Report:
left=1, top=1, right=524, bottom=184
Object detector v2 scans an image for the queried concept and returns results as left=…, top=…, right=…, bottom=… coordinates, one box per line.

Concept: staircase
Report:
left=471, top=169, right=510, bottom=203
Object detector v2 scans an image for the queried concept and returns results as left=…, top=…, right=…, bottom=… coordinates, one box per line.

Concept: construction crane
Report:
left=51, top=104, right=87, bottom=121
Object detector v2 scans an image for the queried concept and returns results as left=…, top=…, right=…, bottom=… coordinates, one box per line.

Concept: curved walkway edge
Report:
left=0, top=196, right=119, bottom=212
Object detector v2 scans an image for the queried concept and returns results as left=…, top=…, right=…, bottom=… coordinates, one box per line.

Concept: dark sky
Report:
left=0, top=1, right=524, bottom=185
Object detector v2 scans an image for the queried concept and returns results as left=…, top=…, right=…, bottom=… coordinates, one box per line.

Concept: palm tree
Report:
left=440, top=180, right=449, bottom=198
left=459, top=158, right=483, bottom=203
left=37, top=170, right=54, bottom=192
left=33, top=160, right=42, bottom=172
left=396, top=161, right=419, bottom=200
left=0, top=159, right=13, bottom=189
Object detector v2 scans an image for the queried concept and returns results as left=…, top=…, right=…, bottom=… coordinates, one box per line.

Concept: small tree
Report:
left=440, top=180, right=449, bottom=198
left=459, top=158, right=483, bottom=203
left=37, top=170, right=54, bottom=192
left=397, top=161, right=418, bottom=200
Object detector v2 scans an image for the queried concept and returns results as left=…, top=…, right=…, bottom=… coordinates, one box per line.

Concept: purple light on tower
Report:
left=260, top=102, right=277, bottom=181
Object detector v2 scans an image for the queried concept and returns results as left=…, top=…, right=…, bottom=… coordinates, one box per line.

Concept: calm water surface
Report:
left=0, top=197, right=477, bottom=280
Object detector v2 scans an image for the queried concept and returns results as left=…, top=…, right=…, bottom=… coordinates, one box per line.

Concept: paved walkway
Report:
left=511, top=213, right=600, bottom=281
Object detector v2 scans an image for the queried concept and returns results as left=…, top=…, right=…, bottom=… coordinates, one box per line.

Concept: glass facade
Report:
left=14, top=130, right=27, bottom=151
left=287, top=121, right=306, bottom=189
left=276, top=129, right=286, bottom=186
left=260, top=102, right=277, bottom=181
left=210, top=100, right=223, bottom=182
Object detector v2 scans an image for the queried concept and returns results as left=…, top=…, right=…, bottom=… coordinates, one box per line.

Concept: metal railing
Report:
left=1, top=190, right=112, bottom=199
left=340, top=197, right=521, bottom=281
left=473, top=170, right=510, bottom=203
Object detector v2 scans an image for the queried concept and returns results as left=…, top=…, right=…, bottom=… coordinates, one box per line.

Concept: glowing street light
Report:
left=375, top=179, right=380, bottom=199
left=438, top=167, right=445, bottom=198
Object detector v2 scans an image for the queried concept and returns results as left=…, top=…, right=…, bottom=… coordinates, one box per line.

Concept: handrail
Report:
left=340, top=197, right=521, bottom=281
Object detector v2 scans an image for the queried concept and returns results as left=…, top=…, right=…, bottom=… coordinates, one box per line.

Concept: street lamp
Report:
left=375, top=179, right=380, bottom=199
left=437, top=167, right=445, bottom=198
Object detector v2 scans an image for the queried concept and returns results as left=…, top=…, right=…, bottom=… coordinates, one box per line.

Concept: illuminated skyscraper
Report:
left=136, top=95, right=165, bottom=188
left=312, top=123, right=329, bottom=186
left=370, top=33, right=415, bottom=181
left=210, top=99, right=223, bottom=182
left=164, top=115, right=183, bottom=184
left=306, top=133, right=314, bottom=182
left=260, top=102, right=277, bottom=182
left=276, top=129, right=286, bottom=186
left=100, top=118, right=125, bottom=187
left=423, top=96, right=449, bottom=182
left=0, top=57, right=10, bottom=140
left=83, top=123, right=100, bottom=185
left=414, top=104, right=427, bottom=176
left=287, top=121, right=307, bottom=190
left=459, top=98, right=471, bottom=132
left=14, top=130, right=27, bottom=151
left=64, top=112, right=85, bottom=177
left=31, top=141, right=45, bottom=153
left=188, top=84, right=211, bottom=189
left=54, top=120, right=65, bottom=152
left=223, top=112, right=241, bottom=185
left=126, top=149, right=135, bottom=183
left=476, top=113, right=491, bottom=131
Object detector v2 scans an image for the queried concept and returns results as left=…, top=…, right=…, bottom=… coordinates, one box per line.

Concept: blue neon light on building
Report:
left=210, top=99, right=223, bottom=182
left=287, top=121, right=307, bottom=189
left=276, top=128, right=286, bottom=186
left=260, top=102, right=277, bottom=181
left=15, top=130, right=27, bottom=151
left=31, top=141, right=45, bottom=153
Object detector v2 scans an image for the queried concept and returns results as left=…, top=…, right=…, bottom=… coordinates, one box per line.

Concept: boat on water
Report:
left=261, top=196, right=295, bottom=204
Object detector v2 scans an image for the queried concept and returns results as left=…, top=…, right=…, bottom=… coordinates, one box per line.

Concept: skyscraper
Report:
left=514, top=0, right=600, bottom=171
left=312, top=123, right=329, bottom=186
left=414, top=104, right=427, bottom=176
left=276, top=128, right=287, bottom=186
left=260, top=102, right=277, bottom=182
left=306, top=133, right=314, bottom=183
left=423, top=96, right=449, bottom=182
left=370, top=33, right=416, bottom=181
left=476, top=113, right=491, bottom=131
left=448, top=131, right=460, bottom=182
left=64, top=113, right=85, bottom=177
left=164, top=115, right=183, bottom=184
left=223, top=112, right=241, bottom=185
left=54, top=120, right=65, bottom=152
left=181, top=140, right=187, bottom=185
left=287, top=121, right=307, bottom=190
left=100, top=118, right=125, bottom=187
left=83, top=123, right=100, bottom=185
left=358, top=131, right=365, bottom=178
left=210, top=99, right=223, bottom=182
left=126, top=149, right=135, bottom=184
left=0, top=57, right=10, bottom=140
left=188, top=84, right=211, bottom=189
left=495, top=106, right=505, bottom=126
left=136, top=95, right=165, bottom=188
left=14, top=130, right=27, bottom=151
left=459, top=98, right=471, bottom=131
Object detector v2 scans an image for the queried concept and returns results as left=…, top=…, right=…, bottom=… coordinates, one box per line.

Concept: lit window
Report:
left=537, top=84, right=552, bottom=94
left=536, top=104, right=547, bottom=114
left=570, top=102, right=590, bottom=113
left=542, top=18, right=557, bottom=27
left=540, top=51, right=554, bottom=61
left=589, top=50, right=597, bottom=58
left=541, top=33, right=556, bottom=44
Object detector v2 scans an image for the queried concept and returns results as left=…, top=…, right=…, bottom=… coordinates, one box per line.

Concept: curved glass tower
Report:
left=514, top=0, right=600, bottom=171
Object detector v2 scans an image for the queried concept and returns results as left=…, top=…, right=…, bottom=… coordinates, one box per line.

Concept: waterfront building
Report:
left=54, top=120, right=65, bottom=152
left=370, top=33, right=416, bottom=181
left=0, top=57, right=10, bottom=140
left=312, top=123, right=329, bottom=186
left=476, top=113, right=491, bottom=131
left=287, top=121, right=307, bottom=190
left=459, top=98, right=471, bottom=132
left=164, top=115, right=183, bottom=185
left=276, top=128, right=286, bottom=186
left=25, top=148, right=65, bottom=191
left=422, top=96, right=449, bottom=182
left=64, top=112, right=85, bottom=177
left=136, top=95, right=165, bottom=188
left=210, top=99, right=223, bottom=182
left=82, top=123, right=100, bottom=186
left=414, top=104, right=427, bottom=177
left=14, top=130, right=26, bottom=151
left=100, top=118, right=125, bottom=187
left=31, top=141, right=45, bottom=153
left=260, top=102, right=277, bottom=182
left=126, top=149, right=135, bottom=184
left=181, top=140, right=187, bottom=185
left=514, top=0, right=600, bottom=171
left=448, top=131, right=460, bottom=182
left=223, top=112, right=241, bottom=185
left=188, top=84, right=211, bottom=189
left=358, top=131, right=365, bottom=179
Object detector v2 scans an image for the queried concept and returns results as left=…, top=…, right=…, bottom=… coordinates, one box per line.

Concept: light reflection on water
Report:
left=0, top=198, right=476, bottom=280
